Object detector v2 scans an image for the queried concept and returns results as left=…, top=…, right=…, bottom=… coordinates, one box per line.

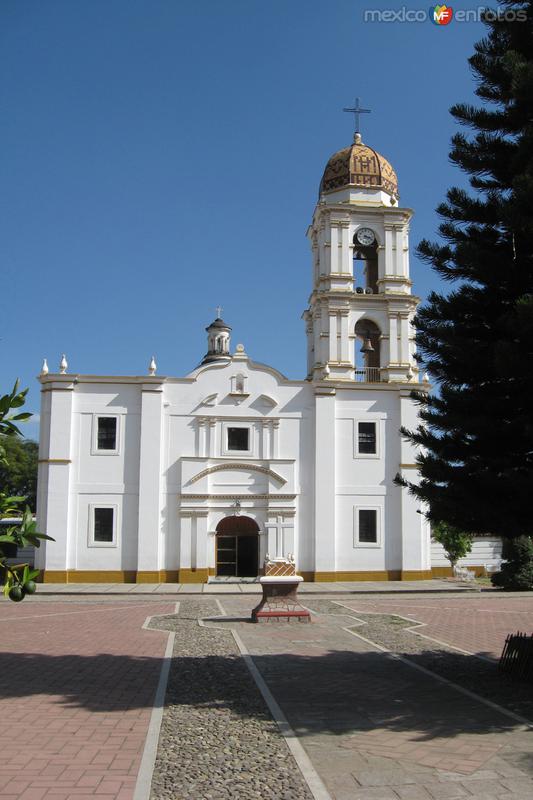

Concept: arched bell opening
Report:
left=353, top=237, right=379, bottom=293
left=354, top=319, right=381, bottom=382
left=215, top=515, right=259, bottom=577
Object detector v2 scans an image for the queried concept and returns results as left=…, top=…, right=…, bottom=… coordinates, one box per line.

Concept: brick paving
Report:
left=0, top=599, right=175, bottom=799
left=2, top=590, right=533, bottom=800
left=335, top=595, right=533, bottom=659
left=211, top=595, right=533, bottom=800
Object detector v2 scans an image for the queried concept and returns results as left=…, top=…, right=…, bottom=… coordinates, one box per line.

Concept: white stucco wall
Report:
left=431, top=537, right=503, bottom=569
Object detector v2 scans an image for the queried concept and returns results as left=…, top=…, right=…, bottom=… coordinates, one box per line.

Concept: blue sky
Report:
left=1, top=1, right=486, bottom=440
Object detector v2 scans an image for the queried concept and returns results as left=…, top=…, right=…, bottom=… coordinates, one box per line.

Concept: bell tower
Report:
left=303, top=128, right=419, bottom=384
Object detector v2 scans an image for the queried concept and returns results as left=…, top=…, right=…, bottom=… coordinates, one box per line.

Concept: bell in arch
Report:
left=360, top=335, right=375, bottom=354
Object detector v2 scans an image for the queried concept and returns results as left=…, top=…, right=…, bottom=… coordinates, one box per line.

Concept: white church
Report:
left=36, top=129, right=436, bottom=584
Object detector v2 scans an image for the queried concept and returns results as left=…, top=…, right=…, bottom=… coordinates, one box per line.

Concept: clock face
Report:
left=356, top=227, right=375, bottom=247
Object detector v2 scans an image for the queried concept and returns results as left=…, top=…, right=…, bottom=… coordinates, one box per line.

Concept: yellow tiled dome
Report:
left=320, top=134, right=398, bottom=197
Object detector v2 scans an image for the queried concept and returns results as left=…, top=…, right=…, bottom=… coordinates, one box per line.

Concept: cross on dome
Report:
left=342, top=97, right=371, bottom=136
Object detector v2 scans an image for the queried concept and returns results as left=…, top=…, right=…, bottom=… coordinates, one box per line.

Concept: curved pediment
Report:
left=188, top=462, right=286, bottom=486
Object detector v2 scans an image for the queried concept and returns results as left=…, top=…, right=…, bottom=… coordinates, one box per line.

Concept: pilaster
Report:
left=193, top=511, right=208, bottom=570
left=271, top=420, right=280, bottom=459
left=198, top=417, right=207, bottom=457
left=208, top=418, right=217, bottom=457
left=178, top=512, right=193, bottom=572
left=261, top=419, right=270, bottom=459
left=137, top=381, right=164, bottom=573
left=314, top=387, right=336, bottom=573
left=37, top=379, right=75, bottom=571
left=399, top=390, right=430, bottom=574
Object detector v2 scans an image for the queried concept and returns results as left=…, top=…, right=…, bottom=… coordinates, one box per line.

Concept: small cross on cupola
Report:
left=343, top=97, right=371, bottom=143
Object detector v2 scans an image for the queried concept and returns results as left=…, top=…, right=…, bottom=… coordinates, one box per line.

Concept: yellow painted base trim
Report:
left=136, top=571, right=181, bottom=582
left=136, top=571, right=161, bottom=583
left=42, top=568, right=439, bottom=584
left=300, top=570, right=412, bottom=582
left=177, top=568, right=209, bottom=583
left=161, top=570, right=179, bottom=582
left=43, top=570, right=175, bottom=583
left=41, top=570, right=68, bottom=583
left=401, top=570, right=433, bottom=581
left=43, top=570, right=137, bottom=584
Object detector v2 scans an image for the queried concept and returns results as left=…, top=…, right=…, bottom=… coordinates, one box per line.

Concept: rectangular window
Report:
left=358, top=509, right=378, bottom=544
left=358, top=422, right=376, bottom=455
left=227, top=427, right=250, bottom=451
left=97, top=417, right=117, bottom=451
left=93, top=507, right=114, bottom=543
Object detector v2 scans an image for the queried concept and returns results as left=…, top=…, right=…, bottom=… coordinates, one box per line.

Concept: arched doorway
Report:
left=216, top=516, right=259, bottom=577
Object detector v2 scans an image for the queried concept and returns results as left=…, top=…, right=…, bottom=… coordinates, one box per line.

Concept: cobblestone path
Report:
left=149, top=598, right=313, bottom=800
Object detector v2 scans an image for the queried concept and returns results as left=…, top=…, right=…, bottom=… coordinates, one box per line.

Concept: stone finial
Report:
left=59, top=354, right=68, bottom=374
left=40, top=358, right=49, bottom=376
left=148, top=356, right=157, bottom=376
left=423, top=372, right=430, bottom=383
left=235, top=343, right=245, bottom=353
left=323, top=363, right=330, bottom=379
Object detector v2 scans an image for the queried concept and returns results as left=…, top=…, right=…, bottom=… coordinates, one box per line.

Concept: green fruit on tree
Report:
left=24, top=580, right=36, bottom=595
left=8, top=585, right=25, bottom=602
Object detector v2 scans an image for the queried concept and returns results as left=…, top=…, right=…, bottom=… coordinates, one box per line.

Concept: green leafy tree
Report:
left=0, top=437, right=38, bottom=512
left=492, top=535, right=533, bottom=590
left=399, top=1, right=533, bottom=538
left=432, top=521, right=474, bottom=572
left=0, top=381, right=52, bottom=601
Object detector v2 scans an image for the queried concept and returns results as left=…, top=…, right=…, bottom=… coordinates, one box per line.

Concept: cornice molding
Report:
left=179, top=493, right=296, bottom=501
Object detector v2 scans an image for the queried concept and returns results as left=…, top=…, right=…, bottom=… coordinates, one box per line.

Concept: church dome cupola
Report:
left=201, top=311, right=232, bottom=365
left=319, top=132, right=398, bottom=199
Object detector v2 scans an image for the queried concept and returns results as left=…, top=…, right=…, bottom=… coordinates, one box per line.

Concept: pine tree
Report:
left=400, top=1, right=533, bottom=538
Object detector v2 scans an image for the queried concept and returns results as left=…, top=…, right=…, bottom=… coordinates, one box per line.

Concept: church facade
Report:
left=36, top=133, right=432, bottom=583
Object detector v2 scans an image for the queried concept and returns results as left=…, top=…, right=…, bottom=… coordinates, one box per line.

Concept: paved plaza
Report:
left=1, top=589, right=532, bottom=799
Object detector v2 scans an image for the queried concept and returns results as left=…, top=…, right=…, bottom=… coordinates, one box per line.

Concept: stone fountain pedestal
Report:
left=251, top=557, right=311, bottom=623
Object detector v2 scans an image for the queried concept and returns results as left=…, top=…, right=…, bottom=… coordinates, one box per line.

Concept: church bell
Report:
left=360, top=336, right=375, bottom=354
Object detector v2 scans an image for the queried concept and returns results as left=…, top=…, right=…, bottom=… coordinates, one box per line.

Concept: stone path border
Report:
left=332, top=599, right=498, bottom=663
left=202, top=598, right=332, bottom=800
left=133, top=603, right=180, bottom=800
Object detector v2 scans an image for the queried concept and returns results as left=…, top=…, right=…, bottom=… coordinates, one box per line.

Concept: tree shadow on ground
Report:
left=1, top=628, right=532, bottom=753
left=249, top=647, right=533, bottom=739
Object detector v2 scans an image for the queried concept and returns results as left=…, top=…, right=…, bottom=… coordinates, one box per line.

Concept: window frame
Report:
left=91, top=414, right=120, bottom=455
left=354, top=419, right=380, bottom=459
left=353, top=506, right=382, bottom=549
left=221, top=422, right=253, bottom=456
left=88, top=503, right=119, bottom=548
